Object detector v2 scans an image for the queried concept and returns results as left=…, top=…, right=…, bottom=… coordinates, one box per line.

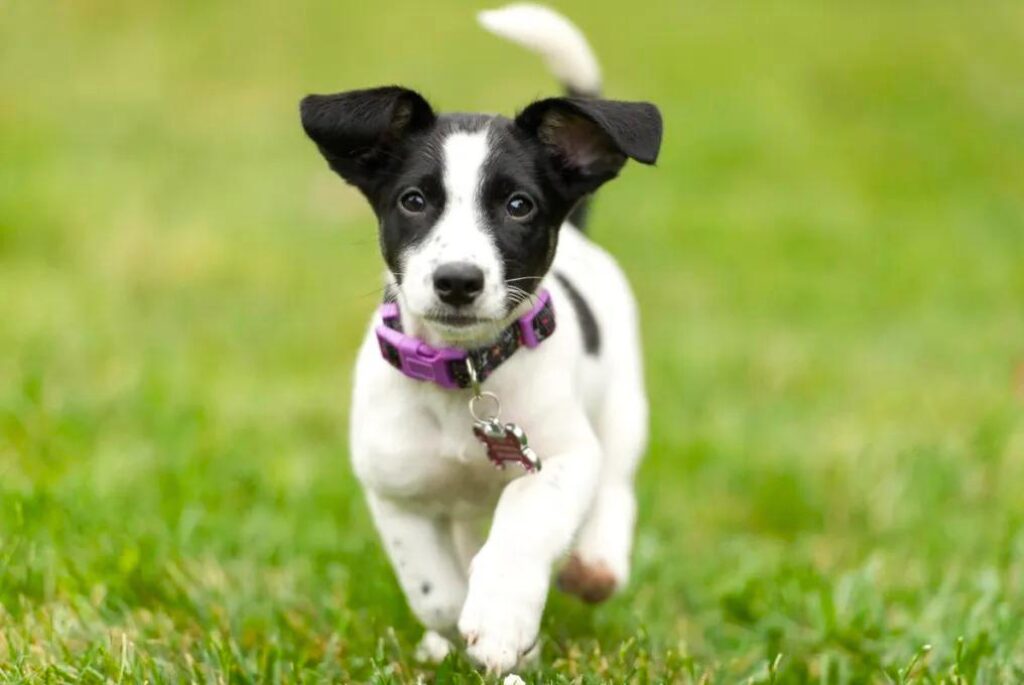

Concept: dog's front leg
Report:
left=458, top=409, right=601, bottom=673
left=366, top=492, right=468, bottom=639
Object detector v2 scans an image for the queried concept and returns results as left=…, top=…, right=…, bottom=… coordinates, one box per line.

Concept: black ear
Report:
left=515, top=97, right=662, bottom=193
left=300, top=86, right=435, bottom=193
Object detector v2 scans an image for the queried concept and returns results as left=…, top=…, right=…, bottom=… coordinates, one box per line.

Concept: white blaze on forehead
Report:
left=398, top=126, right=508, bottom=322
left=432, top=128, right=496, bottom=267
left=432, top=127, right=502, bottom=291
left=442, top=130, right=491, bottom=205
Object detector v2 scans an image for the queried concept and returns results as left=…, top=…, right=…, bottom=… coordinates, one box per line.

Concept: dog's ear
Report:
left=300, top=86, right=435, bottom=193
left=515, top=97, right=662, bottom=195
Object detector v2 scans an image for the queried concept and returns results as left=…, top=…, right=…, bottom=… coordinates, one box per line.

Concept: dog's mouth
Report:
left=424, top=312, right=491, bottom=328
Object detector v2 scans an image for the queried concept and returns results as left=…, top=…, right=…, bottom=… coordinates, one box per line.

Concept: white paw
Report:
left=414, top=630, right=452, bottom=663
left=459, top=605, right=538, bottom=674
left=458, top=554, right=547, bottom=674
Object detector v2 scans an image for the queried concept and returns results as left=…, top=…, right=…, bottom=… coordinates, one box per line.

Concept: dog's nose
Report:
left=433, top=262, right=485, bottom=306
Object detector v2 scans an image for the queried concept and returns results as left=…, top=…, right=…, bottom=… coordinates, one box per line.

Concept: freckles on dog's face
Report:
left=377, top=117, right=574, bottom=331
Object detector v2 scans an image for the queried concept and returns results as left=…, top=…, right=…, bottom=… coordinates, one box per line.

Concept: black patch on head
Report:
left=301, top=87, right=492, bottom=280
left=471, top=99, right=661, bottom=307
left=420, top=581, right=432, bottom=595
left=370, top=113, right=490, bottom=279
left=475, top=119, right=577, bottom=308
left=300, top=87, right=662, bottom=311
left=554, top=272, right=600, bottom=355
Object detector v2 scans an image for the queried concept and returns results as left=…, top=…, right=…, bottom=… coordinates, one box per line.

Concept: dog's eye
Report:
left=399, top=189, right=427, bottom=214
left=506, top=193, right=535, bottom=220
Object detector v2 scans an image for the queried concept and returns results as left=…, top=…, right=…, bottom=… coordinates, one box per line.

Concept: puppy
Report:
left=300, top=3, right=661, bottom=674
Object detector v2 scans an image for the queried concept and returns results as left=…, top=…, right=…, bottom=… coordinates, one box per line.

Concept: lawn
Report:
left=2, top=0, right=1023, bottom=682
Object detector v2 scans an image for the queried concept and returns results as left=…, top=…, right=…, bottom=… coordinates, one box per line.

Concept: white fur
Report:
left=415, top=630, right=453, bottom=663
left=348, top=4, right=645, bottom=675
left=350, top=227, right=648, bottom=673
left=478, top=4, right=601, bottom=96
left=399, top=129, right=508, bottom=338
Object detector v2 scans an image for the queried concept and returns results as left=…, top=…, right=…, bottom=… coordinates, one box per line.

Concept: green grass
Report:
left=2, top=0, right=1024, bottom=682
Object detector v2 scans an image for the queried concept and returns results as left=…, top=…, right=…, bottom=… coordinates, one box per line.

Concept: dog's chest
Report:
left=352, top=387, right=520, bottom=514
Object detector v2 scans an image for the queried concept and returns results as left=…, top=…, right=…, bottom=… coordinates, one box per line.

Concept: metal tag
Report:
left=465, top=358, right=541, bottom=473
left=472, top=418, right=542, bottom=473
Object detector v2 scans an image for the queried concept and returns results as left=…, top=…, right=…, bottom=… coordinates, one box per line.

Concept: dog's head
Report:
left=300, top=87, right=661, bottom=341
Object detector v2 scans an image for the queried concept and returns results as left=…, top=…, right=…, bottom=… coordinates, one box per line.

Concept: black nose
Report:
left=433, top=262, right=485, bottom=306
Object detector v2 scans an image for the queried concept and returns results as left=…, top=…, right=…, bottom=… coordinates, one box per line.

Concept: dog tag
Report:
left=464, top=358, right=541, bottom=473
left=472, top=418, right=542, bottom=473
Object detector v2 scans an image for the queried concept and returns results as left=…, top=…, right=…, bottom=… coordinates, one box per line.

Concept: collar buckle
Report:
left=374, top=290, right=554, bottom=390
left=376, top=310, right=467, bottom=389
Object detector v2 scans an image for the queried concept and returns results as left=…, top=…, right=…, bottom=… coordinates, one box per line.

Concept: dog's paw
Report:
left=556, top=553, right=619, bottom=604
left=459, top=604, right=539, bottom=674
left=414, top=630, right=453, bottom=663
left=458, top=554, right=546, bottom=674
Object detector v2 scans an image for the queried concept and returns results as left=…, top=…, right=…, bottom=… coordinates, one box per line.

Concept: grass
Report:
left=2, top=0, right=1024, bottom=682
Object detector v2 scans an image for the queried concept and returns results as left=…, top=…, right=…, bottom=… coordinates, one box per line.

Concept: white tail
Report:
left=478, top=4, right=601, bottom=97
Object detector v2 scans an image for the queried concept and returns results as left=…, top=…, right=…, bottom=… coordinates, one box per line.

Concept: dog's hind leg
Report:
left=450, top=516, right=485, bottom=574
left=558, top=368, right=648, bottom=603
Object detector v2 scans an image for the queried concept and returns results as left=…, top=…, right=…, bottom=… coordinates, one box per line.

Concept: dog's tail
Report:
left=479, top=5, right=605, bottom=230
left=477, top=4, right=602, bottom=99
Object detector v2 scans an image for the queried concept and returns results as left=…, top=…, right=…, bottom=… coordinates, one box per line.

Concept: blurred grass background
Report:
left=2, top=0, right=1024, bottom=682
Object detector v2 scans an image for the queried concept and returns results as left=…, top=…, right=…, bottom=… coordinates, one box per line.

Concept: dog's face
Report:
left=301, top=87, right=661, bottom=341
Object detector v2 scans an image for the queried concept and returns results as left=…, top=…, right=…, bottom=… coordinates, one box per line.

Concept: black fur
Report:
left=554, top=272, right=600, bottom=355
left=300, top=88, right=661, bottom=311
left=514, top=97, right=662, bottom=192
left=561, top=81, right=602, bottom=231
left=300, top=87, right=435, bottom=198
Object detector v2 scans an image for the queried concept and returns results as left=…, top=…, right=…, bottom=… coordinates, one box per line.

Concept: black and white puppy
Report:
left=300, top=4, right=661, bottom=674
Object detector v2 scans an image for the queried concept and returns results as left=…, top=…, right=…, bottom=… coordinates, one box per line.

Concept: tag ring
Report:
left=469, top=392, right=501, bottom=423
left=465, top=357, right=500, bottom=422
left=465, top=357, right=482, bottom=396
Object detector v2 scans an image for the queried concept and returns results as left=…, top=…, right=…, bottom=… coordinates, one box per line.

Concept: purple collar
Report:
left=375, top=290, right=556, bottom=389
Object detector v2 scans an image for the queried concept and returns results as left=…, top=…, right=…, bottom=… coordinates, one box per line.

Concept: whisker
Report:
left=356, top=284, right=389, bottom=300
left=504, top=284, right=540, bottom=312
left=504, top=275, right=545, bottom=285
